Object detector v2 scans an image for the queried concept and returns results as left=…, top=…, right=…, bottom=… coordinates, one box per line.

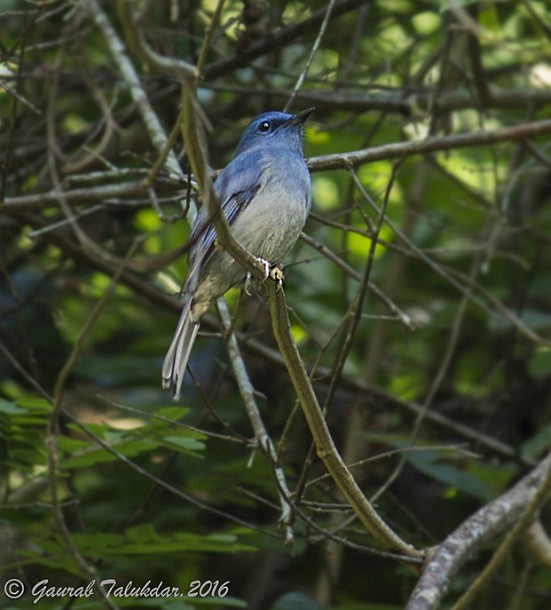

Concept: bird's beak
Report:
left=287, top=107, right=315, bottom=126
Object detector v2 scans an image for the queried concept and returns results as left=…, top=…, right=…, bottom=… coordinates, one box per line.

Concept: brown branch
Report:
left=406, top=451, right=551, bottom=610
left=217, top=300, right=295, bottom=547
left=203, top=0, right=371, bottom=80
left=6, top=119, right=551, bottom=212
left=179, top=86, right=270, bottom=280
left=84, top=0, right=188, bottom=187
left=0, top=179, right=180, bottom=211
left=267, top=280, right=424, bottom=560
left=308, top=118, right=551, bottom=171
left=114, top=0, right=198, bottom=79
left=204, top=83, right=551, bottom=115
left=20, top=208, right=533, bottom=468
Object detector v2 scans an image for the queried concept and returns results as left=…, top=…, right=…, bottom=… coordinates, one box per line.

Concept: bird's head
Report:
left=235, top=108, right=314, bottom=156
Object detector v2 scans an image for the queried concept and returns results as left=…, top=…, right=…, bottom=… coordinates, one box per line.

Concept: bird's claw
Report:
left=245, top=258, right=269, bottom=295
left=269, top=265, right=285, bottom=289
left=244, top=259, right=284, bottom=295
left=257, top=257, right=271, bottom=280
left=245, top=271, right=254, bottom=295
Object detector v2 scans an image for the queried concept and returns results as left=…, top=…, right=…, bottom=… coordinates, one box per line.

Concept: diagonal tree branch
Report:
left=203, top=0, right=371, bottom=80
left=406, top=450, right=551, bottom=610
left=308, top=119, right=551, bottom=171
left=267, top=280, right=424, bottom=559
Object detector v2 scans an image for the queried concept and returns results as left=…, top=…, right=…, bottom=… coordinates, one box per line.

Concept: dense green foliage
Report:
left=1, top=1, right=551, bottom=609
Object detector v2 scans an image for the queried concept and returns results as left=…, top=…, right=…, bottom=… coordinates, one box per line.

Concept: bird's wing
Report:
left=186, top=149, right=264, bottom=283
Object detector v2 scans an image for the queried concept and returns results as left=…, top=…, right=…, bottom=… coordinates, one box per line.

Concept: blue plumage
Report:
left=162, top=109, right=313, bottom=398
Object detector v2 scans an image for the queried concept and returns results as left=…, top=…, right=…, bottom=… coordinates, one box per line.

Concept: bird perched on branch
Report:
left=162, top=108, right=313, bottom=399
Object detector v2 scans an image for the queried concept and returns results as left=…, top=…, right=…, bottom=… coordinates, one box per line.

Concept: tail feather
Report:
left=162, top=300, right=200, bottom=400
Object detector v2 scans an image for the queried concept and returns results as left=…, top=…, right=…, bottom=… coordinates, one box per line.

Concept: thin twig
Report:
left=217, top=299, right=295, bottom=546
left=85, top=0, right=188, bottom=186
left=285, top=0, right=337, bottom=112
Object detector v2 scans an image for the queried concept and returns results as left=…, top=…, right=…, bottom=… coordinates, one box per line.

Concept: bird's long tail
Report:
left=162, top=299, right=200, bottom=400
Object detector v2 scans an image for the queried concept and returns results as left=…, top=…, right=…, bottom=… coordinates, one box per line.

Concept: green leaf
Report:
left=529, top=346, right=551, bottom=377
left=60, top=439, right=156, bottom=469
left=161, top=435, right=205, bottom=454
left=0, top=398, right=26, bottom=414
left=15, top=396, right=52, bottom=413
left=155, top=406, right=190, bottom=421
left=70, top=526, right=254, bottom=557
left=521, top=422, right=551, bottom=460
left=406, top=450, right=493, bottom=502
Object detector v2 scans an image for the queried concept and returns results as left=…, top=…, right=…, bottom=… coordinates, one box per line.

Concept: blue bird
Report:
left=162, top=109, right=313, bottom=398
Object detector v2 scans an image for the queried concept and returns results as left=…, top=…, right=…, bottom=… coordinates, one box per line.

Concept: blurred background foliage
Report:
left=1, top=0, right=551, bottom=608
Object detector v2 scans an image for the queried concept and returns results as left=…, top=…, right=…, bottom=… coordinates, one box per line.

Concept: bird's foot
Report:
left=269, top=265, right=285, bottom=289
left=244, top=258, right=283, bottom=295
left=256, top=257, right=271, bottom=280
left=244, top=272, right=254, bottom=296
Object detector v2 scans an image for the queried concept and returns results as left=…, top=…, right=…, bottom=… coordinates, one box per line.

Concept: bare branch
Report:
left=308, top=119, right=551, bottom=171
left=406, top=451, right=551, bottom=610
left=203, top=0, right=371, bottom=80
left=267, top=280, right=424, bottom=559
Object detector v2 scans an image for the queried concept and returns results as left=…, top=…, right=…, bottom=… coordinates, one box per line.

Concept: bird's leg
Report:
left=244, top=272, right=254, bottom=295
left=269, top=265, right=285, bottom=290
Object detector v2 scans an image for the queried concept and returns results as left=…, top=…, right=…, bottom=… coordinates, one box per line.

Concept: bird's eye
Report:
left=258, top=121, right=271, bottom=133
